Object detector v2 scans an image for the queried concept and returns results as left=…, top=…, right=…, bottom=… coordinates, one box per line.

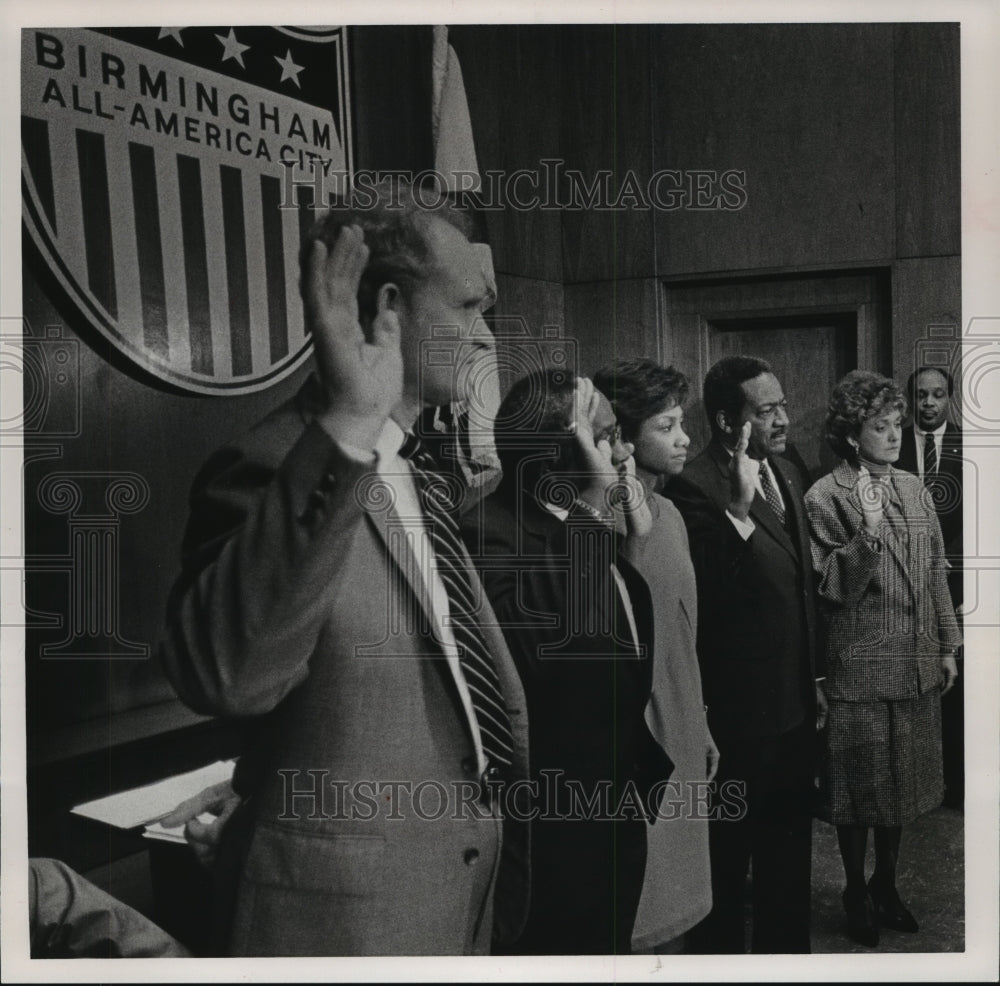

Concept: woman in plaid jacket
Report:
left=805, top=370, right=961, bottom=948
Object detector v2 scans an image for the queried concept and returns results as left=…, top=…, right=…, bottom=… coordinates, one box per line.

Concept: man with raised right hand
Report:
left=159, top=181, right=529, bottom=956
left=664, top=355, right=822, bottom=954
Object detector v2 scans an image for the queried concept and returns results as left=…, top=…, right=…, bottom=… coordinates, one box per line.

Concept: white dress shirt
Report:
left=347, top=419, right=487, bottom=774
left=725, top=454, right=784, bottom=541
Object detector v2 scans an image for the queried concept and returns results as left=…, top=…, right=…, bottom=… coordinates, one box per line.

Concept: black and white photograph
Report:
left=2, top=0, right=998, bottom=981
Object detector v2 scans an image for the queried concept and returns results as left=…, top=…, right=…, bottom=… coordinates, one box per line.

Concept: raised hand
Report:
left=572, top=377, right=620, bottom=499
left=856, top=464, right=885, bottom=533
left=304, top=226, right=404, bottom=451
left=727, top=421, right=757, bottom=521
left=615, top=451, right=653, bottom=536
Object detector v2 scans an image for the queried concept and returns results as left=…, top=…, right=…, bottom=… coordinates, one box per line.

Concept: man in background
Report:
left=897, top=365, right=964, bottom=808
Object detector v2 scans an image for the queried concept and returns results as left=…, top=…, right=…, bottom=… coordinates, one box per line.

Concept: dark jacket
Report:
left=897, top=422, right=963, bottom=603
left=664, top=439, right=820, bottom=740
left=461, top=480, right=673, bottom=800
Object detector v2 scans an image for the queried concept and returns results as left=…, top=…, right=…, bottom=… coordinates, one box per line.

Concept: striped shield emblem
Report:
left=21, top=26, right=352, bottom=395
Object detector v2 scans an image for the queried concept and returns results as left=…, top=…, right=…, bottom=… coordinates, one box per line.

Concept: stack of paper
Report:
left=71, top=760, right=236, bottom=831
left=143, top=812, right=218, bottom=844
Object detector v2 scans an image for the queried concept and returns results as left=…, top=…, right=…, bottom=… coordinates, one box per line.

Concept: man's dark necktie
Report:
left=758, top=459, right=786, bottom=526
left=400, top=433, right=514, bottom=768
left=924, top=431, right=938, bottom=483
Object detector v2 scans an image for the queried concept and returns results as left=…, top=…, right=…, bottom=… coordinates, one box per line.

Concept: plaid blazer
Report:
left=805, top=460, right=961, bottom=702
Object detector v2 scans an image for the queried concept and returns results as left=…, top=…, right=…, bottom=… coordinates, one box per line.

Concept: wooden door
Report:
left=662, top=270, right=890, bottom=485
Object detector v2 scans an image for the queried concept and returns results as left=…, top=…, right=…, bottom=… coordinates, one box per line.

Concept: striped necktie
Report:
left=400, top=432, right=514, bottom=769
left=923, top=431, right=938, bottom=483
left=758, top=459, right=786, bottom=526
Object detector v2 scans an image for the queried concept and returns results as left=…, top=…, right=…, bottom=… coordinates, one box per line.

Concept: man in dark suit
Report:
left=897, top=366, right=963, bottom=591
left=897, top=365, right=964, bottom=807
left=461, top=371, right=674, bottom=954
left=159, top=181, right=529, bottom=955
left=664, top=355, right=822, bottom=954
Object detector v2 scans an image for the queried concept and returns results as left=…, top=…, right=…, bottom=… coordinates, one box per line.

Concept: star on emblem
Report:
left=216, top=28, right=250, bottom=69
left=274, top=49, right=304, bottom=88
left=158, top=28, right=185, bottom=46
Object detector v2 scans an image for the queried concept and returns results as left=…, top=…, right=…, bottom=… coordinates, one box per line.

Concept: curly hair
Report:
left=303, top=178, right=479, bottom=327
left=825, top=370, right=908, bottom=459
left=592, top=359, right=689, bottom=443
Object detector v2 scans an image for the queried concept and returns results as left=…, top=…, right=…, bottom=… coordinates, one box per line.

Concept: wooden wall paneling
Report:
left=662, top=271, right=885, bottom=322
left=456, top=25, right=563, bottom=282
left=705, top=319, right=857, bottom=477
left=651, top=24, right=895, bottom=276
left=491, top=274, right=566, bottom=393
left=856, top=300, right=882, bottom=378
left=891, top=255, right=962, bottom=397
left=563, top=278, right=660, bottom=379
left=661, top=270, right=890, bottom=463
left=894, top=23, right=961, bottom=259
left=504, top=25, right=564, bottom=282
left=494, top=274, right=564, bottom=333
left=659, top=305, right=713, bottom=454
left=21, top=261, right=314, bottom=751
left=560, top=25, right=655, bottom=283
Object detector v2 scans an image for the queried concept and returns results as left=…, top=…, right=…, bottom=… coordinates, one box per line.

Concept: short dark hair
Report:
left=703, top=356, right=772, bottom=438
left=302, top=178, right=478, bottom=327
left=906, top=365, right=954, bottom=401
left=592, top=359, right=689, bottom=443
left=825, top=370, right=907, bottom=460
left=494, top=369, right=576, bottom=491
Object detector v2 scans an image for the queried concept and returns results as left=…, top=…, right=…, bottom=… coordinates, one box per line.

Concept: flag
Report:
left=428, top=25, right=502, bottom=491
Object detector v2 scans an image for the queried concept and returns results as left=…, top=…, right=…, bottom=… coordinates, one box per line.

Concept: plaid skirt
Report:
left=822, top=691, right=943, bottom=826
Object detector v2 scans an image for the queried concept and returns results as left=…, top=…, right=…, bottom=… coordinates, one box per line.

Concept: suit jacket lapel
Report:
left=748, top=482, right=798, bottom=561
left=363, top=482, right=482, bottom=747
left=706, top=442, right=798, bottom=561
left=772, top=456, right=809, bottom=561
left=364, top=497, right=437, bottom=623
left=942, top=423, right=963, bottom=474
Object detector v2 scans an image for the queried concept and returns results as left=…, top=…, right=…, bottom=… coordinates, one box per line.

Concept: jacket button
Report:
left=464, top=848, right=480, bottom=866
left=461, top=756, right=477, bottom=775
left=308, top=489, right=326, bottom=509
left=322, top=472, right=337, bottom=490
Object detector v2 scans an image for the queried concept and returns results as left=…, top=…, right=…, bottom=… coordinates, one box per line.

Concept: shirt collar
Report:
left=913, top=420, right=947, bottom=439
left=376, top=417, right=407, bottom=461
left=723, top=444, right=773, bottom=472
